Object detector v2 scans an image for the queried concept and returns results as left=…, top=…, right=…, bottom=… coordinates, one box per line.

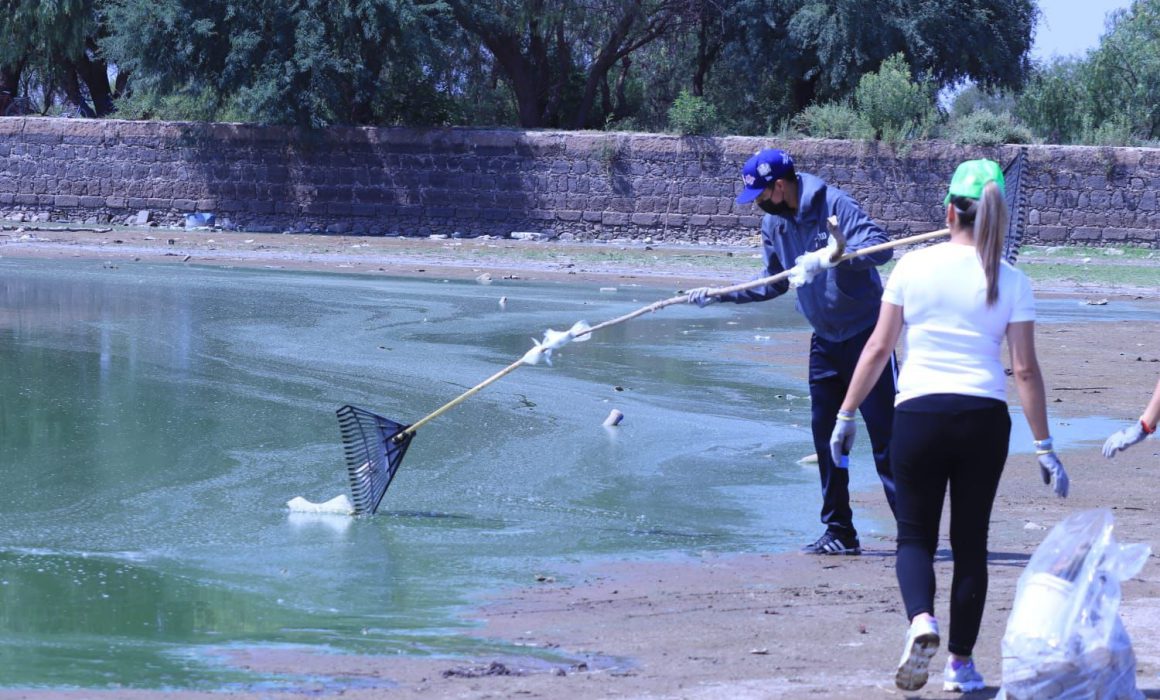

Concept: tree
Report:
left=895, top=0, right=1037, bottom=93
left=1085, top=0, right=1160, bottom=140
left=1014, top=58, right=1090, bottom=143
left=681, top=0, right=1035, bottom=136
left=0, top=0, right=114, bottom=116
left=101, top=0, right=454, bottom=126
left=445, top=0, right=698, bottom=129
left=853, top=53, right=936, bottom=141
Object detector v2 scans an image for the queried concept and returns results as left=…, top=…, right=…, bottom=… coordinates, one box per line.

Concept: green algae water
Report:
left=0, top=258, right=1142, bottom=690
left=0, top=258, right=828, bottom=689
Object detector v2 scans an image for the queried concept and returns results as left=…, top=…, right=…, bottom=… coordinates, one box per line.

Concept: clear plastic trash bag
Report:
left=999, top=509, right=1150, bottom=700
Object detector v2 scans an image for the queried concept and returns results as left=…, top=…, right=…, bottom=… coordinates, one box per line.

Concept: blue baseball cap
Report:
left=736, top=149, right=794, bottom=204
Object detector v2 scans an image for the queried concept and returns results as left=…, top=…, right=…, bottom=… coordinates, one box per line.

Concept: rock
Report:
left=511, top=230, right=557, bottom=241
left=134, top=210, right=151, bottom=226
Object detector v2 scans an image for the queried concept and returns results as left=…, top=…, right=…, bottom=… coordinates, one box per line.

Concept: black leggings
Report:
left=892, top=395, right=1010, bottom=658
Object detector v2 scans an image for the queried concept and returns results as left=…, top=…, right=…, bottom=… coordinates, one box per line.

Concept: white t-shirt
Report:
left=883, top=242, right=1035, bottom=405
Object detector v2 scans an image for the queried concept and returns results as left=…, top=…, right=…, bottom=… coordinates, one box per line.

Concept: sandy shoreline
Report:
left=2, top=227, right=1160, bottom=699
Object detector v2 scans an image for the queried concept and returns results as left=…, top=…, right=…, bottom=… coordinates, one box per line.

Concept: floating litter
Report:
left=798, top=453, right=818, bottom=464
left=287, top=494, right=355, bottom=515
left=603, top=409, right=624, bottom=427
left=520, top=320, right=592, bottom=366
left=599, top=287, right=617, bottom=293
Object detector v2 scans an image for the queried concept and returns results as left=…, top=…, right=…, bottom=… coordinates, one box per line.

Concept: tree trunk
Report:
left=448, top=2, right=548, bottom=128
left=613, top=56, right=631, bottom=120
left=542, top=18, right=570, bottom=127
left=571, top=4, right=641, bottom=129
left=113, top=69, right=130, bottom=99
left=76, top=50, right=115, bottom=116
left=1, top=62, right=24, bottom=115
left=60, top=63, right=95, bottom=117
left=692, top=6, right=721, bottom=98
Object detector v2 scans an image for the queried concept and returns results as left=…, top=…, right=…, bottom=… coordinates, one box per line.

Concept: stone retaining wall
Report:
left=1, top=118, right=1157, bottom=247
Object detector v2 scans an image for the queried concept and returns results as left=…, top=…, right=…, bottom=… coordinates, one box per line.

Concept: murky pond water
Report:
left=0, top=259, right=1148, bottom=689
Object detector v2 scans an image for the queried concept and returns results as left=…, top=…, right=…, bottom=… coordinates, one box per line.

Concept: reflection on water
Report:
left=0, top=260, right=1140, bottom=689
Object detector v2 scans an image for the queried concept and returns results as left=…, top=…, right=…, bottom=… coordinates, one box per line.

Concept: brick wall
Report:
left=1, top=118, right=1157, bottom=247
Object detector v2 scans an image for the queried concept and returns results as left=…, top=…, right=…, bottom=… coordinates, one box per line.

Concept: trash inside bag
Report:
left=999, top=509, right=1150, bottom=700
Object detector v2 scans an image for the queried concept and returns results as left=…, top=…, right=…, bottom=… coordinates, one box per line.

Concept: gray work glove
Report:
left=1102, top=421, right=1150, bottom=458
left=685, top=287, right=719, bottom=307
left=828, top=410, right=856, bottom=468
left=1034, top=438, right=1069, bottom=498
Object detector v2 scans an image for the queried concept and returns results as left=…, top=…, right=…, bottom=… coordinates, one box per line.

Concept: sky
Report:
left=1031, top=0, right=1134, bottom=61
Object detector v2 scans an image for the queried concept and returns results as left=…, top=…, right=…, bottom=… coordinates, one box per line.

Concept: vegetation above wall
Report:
left=0, top=0, right=1158, bottom=147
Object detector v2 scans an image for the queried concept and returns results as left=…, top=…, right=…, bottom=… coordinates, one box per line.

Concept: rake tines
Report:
left=1002, top=147, right=1029, bottom=264
left=336, top=404, right=414, bottom=515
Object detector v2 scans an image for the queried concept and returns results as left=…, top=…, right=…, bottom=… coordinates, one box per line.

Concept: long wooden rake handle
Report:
left=575, top=226, right=949, bottom=339
left=398, top=225, right=949, bottom=439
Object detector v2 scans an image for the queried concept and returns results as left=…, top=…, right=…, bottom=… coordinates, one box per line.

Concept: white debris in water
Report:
left=603, top=409, right=624, bottom=427
left=520, top=320, right=592, bottom=366
left=287, top=494, right=355, bottom=515
left=499, top=296, right=507, bottom=309
left=798, top=453, right=819, bottom=464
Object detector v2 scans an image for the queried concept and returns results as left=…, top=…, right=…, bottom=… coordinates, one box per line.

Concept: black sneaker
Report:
left=802, top=531, right=861, bottom=555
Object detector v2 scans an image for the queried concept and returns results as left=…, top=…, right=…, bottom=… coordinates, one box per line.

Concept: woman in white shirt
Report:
left=828, top=159, right=1068, bottom=693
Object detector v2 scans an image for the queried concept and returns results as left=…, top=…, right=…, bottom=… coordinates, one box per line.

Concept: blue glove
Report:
left=685, top=287, right=718, bottom=307
left=828, top=410, right=856, bottom=468
left=1102, top=420, right=1150, bottom=458
left=1034, top=438, right=1068, bottom=498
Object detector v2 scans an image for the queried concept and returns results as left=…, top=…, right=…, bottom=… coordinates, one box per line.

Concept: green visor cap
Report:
left=944, top=159, right=1005, bottom=204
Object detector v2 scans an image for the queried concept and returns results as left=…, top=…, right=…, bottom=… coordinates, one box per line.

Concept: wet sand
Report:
left=2, top=226, right=1160, bottom=699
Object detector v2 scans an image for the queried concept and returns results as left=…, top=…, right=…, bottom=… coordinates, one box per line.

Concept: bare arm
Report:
left=839, top=302, right=903, bottom=413
left=1006, top=321, right=1050, bottom=441
left=1142, top=377, right=1160, bottom=431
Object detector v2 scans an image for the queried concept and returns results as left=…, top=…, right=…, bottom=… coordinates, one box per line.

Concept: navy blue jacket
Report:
left=717, top=173, right=892, bottom=342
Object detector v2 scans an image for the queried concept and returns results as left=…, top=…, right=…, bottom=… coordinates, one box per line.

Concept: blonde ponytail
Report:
left=973, top=182, right=1008, bottom=306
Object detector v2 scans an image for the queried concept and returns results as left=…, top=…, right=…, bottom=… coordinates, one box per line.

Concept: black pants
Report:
left=808, top=325, right=897, bottom=537
left=892, top=395, right=1010, bottom=657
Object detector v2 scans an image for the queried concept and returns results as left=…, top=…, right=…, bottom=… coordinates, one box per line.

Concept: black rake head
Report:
left=1002, top=147, right=1028, bottom=264
left=336, top=404, right=414, bottom=515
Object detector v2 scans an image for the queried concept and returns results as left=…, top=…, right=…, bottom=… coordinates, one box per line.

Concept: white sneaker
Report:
left=943, top=656, right=985, bottom=692
left=895, top=616, right=940, bottom=691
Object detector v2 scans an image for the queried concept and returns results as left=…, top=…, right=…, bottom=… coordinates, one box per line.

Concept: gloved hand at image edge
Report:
left=685, top=287, right=719, bottom=307
left=1102, top=420, right=1150, bottom=458
left=788, top=235, right=842, bottom=288
left=1035, top=437, right=1069, bottom=498
left=828, top=410, right=856, bottom=468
